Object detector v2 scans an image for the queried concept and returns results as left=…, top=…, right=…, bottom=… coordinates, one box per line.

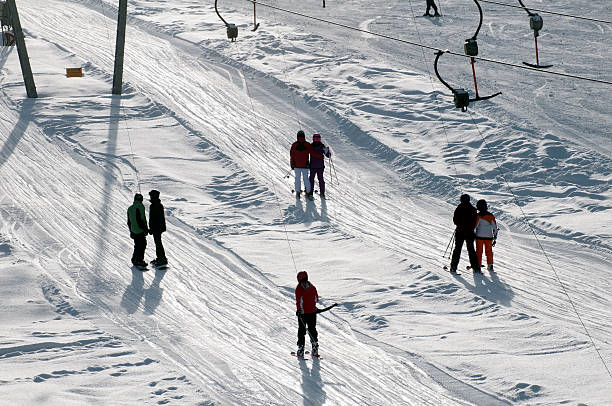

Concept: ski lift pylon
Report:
left=518, top=0, right=552, bottom=69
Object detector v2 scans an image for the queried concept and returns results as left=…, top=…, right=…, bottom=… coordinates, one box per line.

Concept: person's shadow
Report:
left=120, top=268, right=145, bottom=314
left=319, top=198, right=329, bottom=222
left=300, top=358, right=326, bottom=406
left=144, top=268, right=167, bottom=315
left=303, top=197, right=321, bottom=224
left=452, top=270, right=514, bottom=306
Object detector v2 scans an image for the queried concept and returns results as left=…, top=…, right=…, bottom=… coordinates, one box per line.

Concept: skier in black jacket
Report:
left=148, top=190, right=167, bottom=267
left=450, top=194, right=480, bottom=273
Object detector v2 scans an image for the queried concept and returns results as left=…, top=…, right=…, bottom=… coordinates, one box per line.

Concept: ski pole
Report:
left=284, top=168, right=292, bottom=179
left=297, top=303, right=337, bottom=343
left=329, top=156, right=339, bottom=186
left=443, top=230, right=456, bottom=258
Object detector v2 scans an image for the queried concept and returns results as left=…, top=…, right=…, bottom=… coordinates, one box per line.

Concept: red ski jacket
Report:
left=295, top=282, right=319, bottom=314
left=290, top=141, right=322, bottom=169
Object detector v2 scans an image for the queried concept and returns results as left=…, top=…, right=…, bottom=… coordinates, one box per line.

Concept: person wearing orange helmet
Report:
left=295, top=271, right=319, bottom=357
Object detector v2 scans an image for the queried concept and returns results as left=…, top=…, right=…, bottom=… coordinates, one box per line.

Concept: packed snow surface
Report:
left=0, top=0, right=610, bottom=404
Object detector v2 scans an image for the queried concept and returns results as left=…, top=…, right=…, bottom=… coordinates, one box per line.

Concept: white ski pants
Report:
left=294, top=168, right=311, bottom=193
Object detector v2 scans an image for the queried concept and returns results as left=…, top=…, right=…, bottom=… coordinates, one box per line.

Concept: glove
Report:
left=296, top=309, right=303, bottom=317
left=492, top=239, right=496, bottom=247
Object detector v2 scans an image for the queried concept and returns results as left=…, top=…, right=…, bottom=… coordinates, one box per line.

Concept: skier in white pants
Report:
left=290, top=130, right=321, bottom=199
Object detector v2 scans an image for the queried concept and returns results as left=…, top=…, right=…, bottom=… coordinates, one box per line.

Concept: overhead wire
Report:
left=232, top=6, right=301, bottom=274
left=242, top=0, right=612, bottom=86
left=268, top=0, right=303, bottom=128
left=243, top=72, right=299, bottom=273
left=404, top=0, right=464, bottom=189
left=100, top=7, right=142, bottom=193
left=466, top=110, right=612, bottom=379
left=477, top=0, right=612, bottom=25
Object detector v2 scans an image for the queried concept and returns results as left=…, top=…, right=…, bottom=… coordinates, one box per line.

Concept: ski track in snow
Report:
left=0, top=0, right=609, bottom=404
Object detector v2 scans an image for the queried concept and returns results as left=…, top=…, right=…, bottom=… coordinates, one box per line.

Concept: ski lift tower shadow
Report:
left=92, top=95, right=122, bottom=277
left=0, top=98, right=34, bottom=170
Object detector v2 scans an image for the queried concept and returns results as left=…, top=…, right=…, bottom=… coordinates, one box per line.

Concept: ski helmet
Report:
left=149, top=189, right=160, bottom=199
left=297, top=271, right=308, bottom=282
left=476, top=199, right=488, bottom=212
left=460, top=194, right=470, bottom=203
left=312, top=133, right=321, bottom=142
left=297, top=130, right=306, bottom=140
left=134, top=193, right=143, bottom=202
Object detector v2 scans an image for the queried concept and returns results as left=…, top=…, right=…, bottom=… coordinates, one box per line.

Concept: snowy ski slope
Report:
left=0, top=0, right=610, bottom=404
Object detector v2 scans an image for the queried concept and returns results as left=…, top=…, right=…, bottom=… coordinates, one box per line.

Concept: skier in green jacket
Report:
left=127, top=193, right=149, bottom=267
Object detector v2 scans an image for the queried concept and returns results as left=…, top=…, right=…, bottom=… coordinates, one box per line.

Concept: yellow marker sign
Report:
left=66, top=67, right=83, bottom=78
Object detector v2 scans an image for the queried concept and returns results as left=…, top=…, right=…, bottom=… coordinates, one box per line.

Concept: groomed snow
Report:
left=0, top=0, right=610, bottom=404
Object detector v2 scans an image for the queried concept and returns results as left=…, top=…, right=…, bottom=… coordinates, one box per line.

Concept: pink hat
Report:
left=312, top=133, right=321, bottom=141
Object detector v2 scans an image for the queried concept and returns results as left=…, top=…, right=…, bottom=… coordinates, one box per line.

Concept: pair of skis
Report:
left=290, top=303, right=337, bottom=360
left=134, top=260, right=169, bottom=272
left=443, top=265, right=495, bottom=276
left=290, top=350, right=320, bottom=360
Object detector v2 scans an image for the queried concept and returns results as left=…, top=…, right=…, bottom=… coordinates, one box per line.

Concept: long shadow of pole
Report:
left=91, top=95, right=121, bottom=274
left=0, top=98, right=35, bottom=170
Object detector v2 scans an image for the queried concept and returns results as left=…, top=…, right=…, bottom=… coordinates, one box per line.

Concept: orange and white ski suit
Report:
left=474, top=213, right=497, bottom=266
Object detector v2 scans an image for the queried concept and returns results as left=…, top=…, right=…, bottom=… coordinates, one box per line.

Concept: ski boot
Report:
left=296, top=345, right=305, bottom=358
left=296, top=191, right=301, bottom=198
left=319, top=192, right=326, bottom=199
left=151, top=258, right=168, bottom=267
left=449, top=266, right=458, bottom=274
left=487, top=264, right=494, bottom=272
left=311, top=341, right=319, bottom=358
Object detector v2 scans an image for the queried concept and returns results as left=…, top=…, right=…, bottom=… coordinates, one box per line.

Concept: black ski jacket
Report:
left=453, top=201, right=477, bottom=233
left=148, top=199, right=166, bottom=234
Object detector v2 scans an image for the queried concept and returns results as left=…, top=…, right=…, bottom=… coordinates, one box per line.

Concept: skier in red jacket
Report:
left=295, top=271, right=319, bottom=357
left=290, top=130, right=322, bottom=200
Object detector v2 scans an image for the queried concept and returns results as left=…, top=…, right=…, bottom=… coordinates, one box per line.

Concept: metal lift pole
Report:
left=6, top=0, right=37, bottom=98
left=112, top=0, right=127, bottom=95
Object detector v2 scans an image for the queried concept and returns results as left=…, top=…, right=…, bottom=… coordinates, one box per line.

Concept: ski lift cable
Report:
left=405, top=0, right=465, bottom=189
left=478, top=0, right=612, bottom=25
left=242, top=0, right=612, bottom=87
left=408, top=0, right=609, bottom=378
left=100, top=4, right=142, bottom=193
left=466, top=110, right=612, bottom=380
left=267, top=0, right=302, bottom=127
left=233, top=41, right=299, bottom=273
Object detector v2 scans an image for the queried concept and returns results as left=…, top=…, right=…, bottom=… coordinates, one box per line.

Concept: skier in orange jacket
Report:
left=474, top=199, right=498, bottom=272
